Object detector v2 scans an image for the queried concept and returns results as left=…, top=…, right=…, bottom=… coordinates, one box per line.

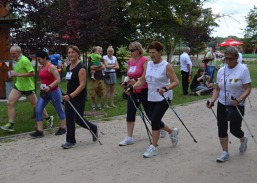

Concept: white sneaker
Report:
left=143, top=145, right=158, bottom=158
left=169, top=128, right=179, bottom=147
left=160, top=130, right=167, bottom=138
left=119, top=137, right=134, bottom=146
left=216, top=151, right=230, bottom=162
left=239, top=136, right=248, bottom=153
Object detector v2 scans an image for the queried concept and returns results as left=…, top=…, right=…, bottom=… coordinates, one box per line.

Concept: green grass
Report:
left=1, top=64, right=257, bottom=138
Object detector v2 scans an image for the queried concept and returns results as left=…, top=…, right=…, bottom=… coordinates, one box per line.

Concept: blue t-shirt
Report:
left=49, top=54, right=61, bottom=66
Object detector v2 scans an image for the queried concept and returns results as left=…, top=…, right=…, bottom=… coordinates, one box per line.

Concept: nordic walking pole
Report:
left=62, top=93, right=102, bottom=145
left=161, top=94, right=198, bottom=143
left=231, top=97, right=257, bottom=147
left=247, top=97, right=252, bottom=108
left=207, top=100, right=217, bottom=119
left=129, top=95, right=152, bottom=145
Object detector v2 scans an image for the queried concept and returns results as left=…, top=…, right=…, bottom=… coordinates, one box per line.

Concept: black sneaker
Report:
left=62, top=142, right=76, bottom=149
left=55, top=127, right=66, bottom=135
left=92, top=126, right=98, bottom=142
left=30, top=130, right=44, bottom=138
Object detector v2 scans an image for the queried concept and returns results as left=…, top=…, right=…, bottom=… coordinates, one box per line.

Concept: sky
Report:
left=203, top=0, right=256, bottom=38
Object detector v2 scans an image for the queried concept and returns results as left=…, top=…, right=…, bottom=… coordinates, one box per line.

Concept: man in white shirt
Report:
left=180, top=47, right=192, bottom=95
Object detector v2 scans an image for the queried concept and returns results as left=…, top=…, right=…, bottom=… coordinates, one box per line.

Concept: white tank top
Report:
left=145, top=60, right=173, bottom=101
left=103, top=55, right=116, bottom=72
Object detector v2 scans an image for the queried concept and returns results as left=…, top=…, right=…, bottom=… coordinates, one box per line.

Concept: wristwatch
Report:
left=162, top=87, right=168, bottom=92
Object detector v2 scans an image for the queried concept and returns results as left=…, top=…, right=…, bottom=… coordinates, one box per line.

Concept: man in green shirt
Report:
left=0, top=45, right=53, bottom=132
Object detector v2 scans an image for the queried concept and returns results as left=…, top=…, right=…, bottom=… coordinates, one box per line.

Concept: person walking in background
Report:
left=89, top=46, right=104, bottom=80
left=180, top=47, right=192, bottom=95
left=207, top=46, right=251, bottom=163
left=131, top=41, right=179, bottom=158
left=0, top=45, right=53, bottom=132
left=62, top=45, right=98, bottom=149
left=88, top=46, right=105, bottom=110
left=29, top=51, right=66, bottom=138
left=49, top=50, right=63, bottom=80
left=103, top=46, right=119, bottom=108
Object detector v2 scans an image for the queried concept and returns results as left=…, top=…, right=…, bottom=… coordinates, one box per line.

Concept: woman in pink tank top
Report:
left=29, top=51, right=66, bottom=138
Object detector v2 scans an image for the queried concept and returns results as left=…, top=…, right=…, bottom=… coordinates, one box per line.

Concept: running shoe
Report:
left=119, top=136, right=134, bottom=146
left=169, top=127, right=179, bottom=147
left=30, top=130, right=44, bottom=138
left=143, top=145, right=158, bottom=158
left=44, top=116, right=54, bottom=129
left=62, top=142, right=76, bottom=149
left=239, top=136, right=248, bottom=153
left=216, top=151, right=230, bottom=162
left=160, top=130, right=167, bottom=138
left=55, top=127, right=66, bottom=135
left=0, top=123, right=14, bottom=132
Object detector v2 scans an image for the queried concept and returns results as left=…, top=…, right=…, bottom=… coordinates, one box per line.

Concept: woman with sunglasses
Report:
left=207, top=46, right=251, bottom=163
left=119, top=41, right=150, bottom=146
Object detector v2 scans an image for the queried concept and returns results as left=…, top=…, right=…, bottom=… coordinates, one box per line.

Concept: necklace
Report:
left=70, top=61, right=79, bottom=70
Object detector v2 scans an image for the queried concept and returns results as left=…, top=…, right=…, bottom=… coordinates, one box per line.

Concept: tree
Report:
left=122, top=0, right=217, bottom=62
left=244, top=6, right=257, bottom=53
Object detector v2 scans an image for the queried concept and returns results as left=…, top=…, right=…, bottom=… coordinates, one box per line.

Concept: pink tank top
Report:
left=39, top=63, right=58, bottom=91
left=127, top=56, right=148, bottom=91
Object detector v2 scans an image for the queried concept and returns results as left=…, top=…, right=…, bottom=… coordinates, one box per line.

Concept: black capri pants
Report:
left=217, top=102, right=245, bottom=138
left=149, top=99, right=170, bottom=131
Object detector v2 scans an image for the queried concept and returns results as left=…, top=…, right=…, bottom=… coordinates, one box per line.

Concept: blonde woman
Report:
left=103, top=46, right=119, bottom=108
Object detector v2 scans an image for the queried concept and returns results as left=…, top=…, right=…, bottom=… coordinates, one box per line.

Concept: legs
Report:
left=7, top=89, right=22, bottom=123
left=181, top=70, right=189, bottom=95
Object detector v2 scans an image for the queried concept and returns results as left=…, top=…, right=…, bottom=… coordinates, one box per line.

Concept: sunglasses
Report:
left=225, top=57, right=235, bottom=61
left=129, top=49, right=137, bottom=52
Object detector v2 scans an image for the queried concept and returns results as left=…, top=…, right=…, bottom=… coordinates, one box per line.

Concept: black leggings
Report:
left=217, top=102, right=244, bottom=138
left=149, top=99, right=170, bottom=131
left=126, top=88, right=150, bottom=122
left=65, top=97, right=97, bottom=144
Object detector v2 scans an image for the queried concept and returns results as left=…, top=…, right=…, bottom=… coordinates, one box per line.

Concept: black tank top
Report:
left=66, top=62, right=87, bottom=99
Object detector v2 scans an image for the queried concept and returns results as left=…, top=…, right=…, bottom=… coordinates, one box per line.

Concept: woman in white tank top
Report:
left=132, top=41, right=179, bottom=158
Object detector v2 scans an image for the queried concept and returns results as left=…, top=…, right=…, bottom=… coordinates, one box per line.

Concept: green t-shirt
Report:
left=90, top=53, right=101, bottom=66
left=14, top=55, right=35, bottom=91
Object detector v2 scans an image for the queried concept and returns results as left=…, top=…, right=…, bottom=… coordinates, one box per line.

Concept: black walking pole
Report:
left=207, top=100, right=217, bottom=119
left=62, top=93, right=102, bottom=145
left=161, top=93, right=197, bottom=143
left=129, top=95, right=152, bottom=145
left=231, top=96, right=257, bottom=147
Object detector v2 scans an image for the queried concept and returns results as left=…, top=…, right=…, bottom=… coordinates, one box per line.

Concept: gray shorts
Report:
left=104, top=72, right=117, bottom=84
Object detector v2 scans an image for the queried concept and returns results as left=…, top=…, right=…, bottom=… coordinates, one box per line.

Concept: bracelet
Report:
left=48, top=85, right=52, bottom=89
left=68, top=94, right=72, bottom=100
left=162, top=87, right=168, bottom=92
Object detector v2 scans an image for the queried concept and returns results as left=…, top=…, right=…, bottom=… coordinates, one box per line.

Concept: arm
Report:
left=113, top=58, right=119, bottom=70
left=158, top=64, right=179, bottom=95
left=11, top=71, right=35, bottom=77
left=69, top=68, right=87, bottom=99
left=233, top=83, right=251, bottom=105
left=207, top=84, right=220, bottom=108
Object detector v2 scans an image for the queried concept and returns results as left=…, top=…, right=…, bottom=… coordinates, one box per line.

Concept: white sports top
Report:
left=145, top=60, right=172, bottom=101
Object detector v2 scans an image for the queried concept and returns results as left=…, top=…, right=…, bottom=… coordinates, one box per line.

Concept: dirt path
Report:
left=1, top=90, right=257, bottom=183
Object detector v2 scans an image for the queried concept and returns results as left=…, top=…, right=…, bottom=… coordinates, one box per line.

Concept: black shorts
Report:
left=13, top=86, right=35, bottom=96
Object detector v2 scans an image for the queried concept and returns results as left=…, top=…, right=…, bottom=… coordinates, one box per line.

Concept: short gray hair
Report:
left=10, top=45, right=22, bottom=52
left=184, top=47, right=190, bottom=53
left=224, top=46, right=239, bottom=58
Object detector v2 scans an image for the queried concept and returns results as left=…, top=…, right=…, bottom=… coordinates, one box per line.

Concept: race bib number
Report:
left=128, top=66, right=136, bottom=73
left=66, top=72, right=72, bottom=80
left=40, top=84, right=47, bottom=90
